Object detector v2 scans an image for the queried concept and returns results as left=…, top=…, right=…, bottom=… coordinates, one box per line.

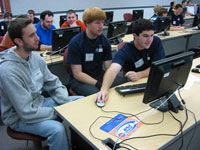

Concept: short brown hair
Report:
left=154, top=5, right=162, bottom=14
left=157, top=7, right=168, bottom=16
left=8, top=18, right=32, bottom=46
left=82, top=7, right=106, bottom=24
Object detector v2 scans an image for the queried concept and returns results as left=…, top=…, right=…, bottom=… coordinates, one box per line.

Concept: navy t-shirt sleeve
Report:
left=67, top=40, right=82, bottom=65
left=102, top=37, right=112, bottom=61
left=112, top=43, right=129, bottom=66
left=152, top=36, right=165, bottom=61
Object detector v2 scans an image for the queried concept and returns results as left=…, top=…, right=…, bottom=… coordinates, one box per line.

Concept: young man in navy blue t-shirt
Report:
left=95, top=19, right=165, bottom=103
left=67, top=7, right=126, bottom=96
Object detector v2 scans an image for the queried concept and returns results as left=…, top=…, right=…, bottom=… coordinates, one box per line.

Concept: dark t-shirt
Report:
left=113, top=36, right=165, bottom=73
left=67, top=31, right=112, bottom=79
left=170, top=12, right=184, bottom=26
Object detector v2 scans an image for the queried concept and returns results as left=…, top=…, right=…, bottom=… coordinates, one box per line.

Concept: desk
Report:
left=184, top=16, right=194, bottom=24
left=117, top=28, right=200, bottom=57
left=55, top=58, right=200, bottom=149
left=37, top=52, right=69, bottom=85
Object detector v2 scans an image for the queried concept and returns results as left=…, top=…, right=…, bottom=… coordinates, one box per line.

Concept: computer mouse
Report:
left=196, top=64, right=200, bottom=68
left=191, top=68, right=200, bottom=73
left=40, top=53, right=46, bottom=57
left=96, top=98, right=105, bottom=108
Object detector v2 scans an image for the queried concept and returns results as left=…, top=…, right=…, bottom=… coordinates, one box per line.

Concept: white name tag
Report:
left=173, top=21, right=176, bottom=25
left=135, top=58, right=144, bottom=68
left=85, top=53, right=94, bottom=62
left=33, top=69, right=42, bottom=81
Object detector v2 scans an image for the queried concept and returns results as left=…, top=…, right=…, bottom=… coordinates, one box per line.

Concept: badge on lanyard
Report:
left=135, top=58, right=144, bottom=68
left=85, top=53, right=94, bottom=61
left=173, top=20, right=176, bottom=25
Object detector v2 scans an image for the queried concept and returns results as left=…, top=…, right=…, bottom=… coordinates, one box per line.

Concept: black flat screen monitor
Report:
left=143, top=51, right=194, bottom=113
left=107, top=21, right=127, bottom=45
left=52, top=26, right=81, bottom=51
left=156, top=16, right=171, bottom=36
left=192, top=13, right=200, bottom=28
left=132, top=10, right=144, bottom=21
left=59, top=15, right=67, bottom=27
left=104, top=11, right=114, bottom=26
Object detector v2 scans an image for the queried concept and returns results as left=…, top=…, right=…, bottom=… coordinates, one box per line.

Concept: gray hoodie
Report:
left=0, top=48, right=71, bottom=128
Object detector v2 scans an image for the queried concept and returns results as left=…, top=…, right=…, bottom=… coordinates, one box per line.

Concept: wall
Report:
left=10, top=0, right=184, bottom=28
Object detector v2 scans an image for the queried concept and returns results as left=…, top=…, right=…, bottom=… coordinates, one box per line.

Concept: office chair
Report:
left=0, top=36, right=3, bottom=44
left=63, top=48, right=78, bottom=96
left=123, top=13, right=133, bottom=22
left=7, top=126, right=46, bottom=150
left=117, top=42, right=128, bottom=51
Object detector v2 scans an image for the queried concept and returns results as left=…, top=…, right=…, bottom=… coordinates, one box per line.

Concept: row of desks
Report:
left=55, top=57, right=200, bottom=150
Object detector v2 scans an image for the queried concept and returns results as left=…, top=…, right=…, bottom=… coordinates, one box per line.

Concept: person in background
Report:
left=169, top=4, right=192, bottom=30
left=0, top=15, right=48, bottom=52
left=168, top=1, right=176, bottom=16
left=0, top=18, right=83, bottom=150
left=151, top=5, right=163, bottom=18
left=95, top=19, right=165, bottom=103
left=61, top=9, right=86, bottom=32
left=66, top=7, right=126, bottom=96
left=27, top=9, right=40, bottom=24
left=35, top=10, right=55, bottom=51
left=150, top=7, right=168, bottom=32
left=0, top=12, right=12, bottom=36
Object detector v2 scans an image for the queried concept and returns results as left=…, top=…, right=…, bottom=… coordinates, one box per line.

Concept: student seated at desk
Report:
left=168, top=1, right=176, bottom=16
left=95, top=19, right=165, bottom=102
left=67, top=7, right=126, bottom=96
left=27, top=9, right=40, bottom=24
left=150, top=5, right=162, bottom=18
left=169, top=4, right=192, bottom=31
left=0, top=18, right=83, bottom=150
left=0, top=12, right=12, bottom=36
left=150, top=7, right=168, bottom=31
left=35, top=10, right=55, bottom=51
left=0, top=15, right=49, bottom=52
left=61, top=9, right=86, bottom=32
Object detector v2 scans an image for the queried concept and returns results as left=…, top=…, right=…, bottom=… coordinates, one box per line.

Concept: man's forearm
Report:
left=74, top=72, right=97, bottom=85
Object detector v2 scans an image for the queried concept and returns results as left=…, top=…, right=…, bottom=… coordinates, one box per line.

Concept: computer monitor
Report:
left=143, top=51, right=194, bottom=113
left=59, top=15, right=67, bottom=27
left=132, top=10, right=144, bottom=21
left=107, top=21, right=128, bottom=45
left=104, top=11, right=114, bottom=26
left=52, top=26, right=81, bottom=51
left=156, top=16, right=171, bottom=36
left=192, top=13, right=200, bottom=29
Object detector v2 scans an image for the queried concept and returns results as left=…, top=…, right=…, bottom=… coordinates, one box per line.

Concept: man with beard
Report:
left=95, top=19, right=165, bottom=103
left=0, top=18, right=83, bottom=150
left=35, top=10, right=55, bottom=51
left=66, top=7, right=126, bottom=96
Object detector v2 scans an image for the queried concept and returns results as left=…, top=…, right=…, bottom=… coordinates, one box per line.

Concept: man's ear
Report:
left=14, top=38, right=23, bottom=46
left=133, top=33, right=137, bottom=39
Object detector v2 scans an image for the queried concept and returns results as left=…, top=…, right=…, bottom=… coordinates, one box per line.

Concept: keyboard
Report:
left=115, top=83, right=147, bottom=95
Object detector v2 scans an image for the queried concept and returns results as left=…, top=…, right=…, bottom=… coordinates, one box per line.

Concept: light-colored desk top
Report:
left=36, top=51, right=63, bottom=64
left=55, top=58, right=200, bottom=149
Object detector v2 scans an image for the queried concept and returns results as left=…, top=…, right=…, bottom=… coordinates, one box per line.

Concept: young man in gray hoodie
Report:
left=0, top=18, right=83, bottom=150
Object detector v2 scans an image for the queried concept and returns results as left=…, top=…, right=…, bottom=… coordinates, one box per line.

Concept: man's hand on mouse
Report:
left=95, top=90, right=109, bottom=103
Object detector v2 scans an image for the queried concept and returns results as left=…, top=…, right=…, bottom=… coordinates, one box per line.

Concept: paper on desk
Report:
left=184, top=74, right=200, bottom=90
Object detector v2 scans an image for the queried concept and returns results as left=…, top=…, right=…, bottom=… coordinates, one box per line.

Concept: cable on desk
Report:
left=178, top=88, right=197, bottom=150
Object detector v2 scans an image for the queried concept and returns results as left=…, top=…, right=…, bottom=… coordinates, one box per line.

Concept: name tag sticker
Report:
left=85, top=53, right=94, bottom=62
left=135, top=58, right=144, bottom=68
left=173, top=21, right=176, bottom=25
left=33, top=69, right=42, bottom=81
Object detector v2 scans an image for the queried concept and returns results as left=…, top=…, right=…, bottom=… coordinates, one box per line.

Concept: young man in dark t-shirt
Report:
left=95, top=19, right=165, bottom=103
left=67, top=7, right=126, bottom=96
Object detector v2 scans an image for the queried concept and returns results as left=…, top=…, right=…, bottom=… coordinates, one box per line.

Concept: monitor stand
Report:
left=110, top=37, right=123, bottom=45
left=149, top=94, right=183, bottom=113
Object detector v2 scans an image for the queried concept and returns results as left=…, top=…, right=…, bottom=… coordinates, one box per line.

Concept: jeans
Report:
left=14, top=96, right=83, bottom=150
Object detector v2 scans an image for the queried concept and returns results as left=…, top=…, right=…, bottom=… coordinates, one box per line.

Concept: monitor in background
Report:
left=143, top=51, right=194, bottom=113
left=186, top=6, right=195, bottom=15
left=156, top=16, right=171, bottom=36
left=59, top=15, right=67, bottom=27
left=192, top=13, right=200, bottom=29
left=104, top=11, right=114, bottom=26
left=52, top=26, right=81, bottom=52
left=107, top=21, right=128, bottom=45
left=132, top=10, right=144, bottom=21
